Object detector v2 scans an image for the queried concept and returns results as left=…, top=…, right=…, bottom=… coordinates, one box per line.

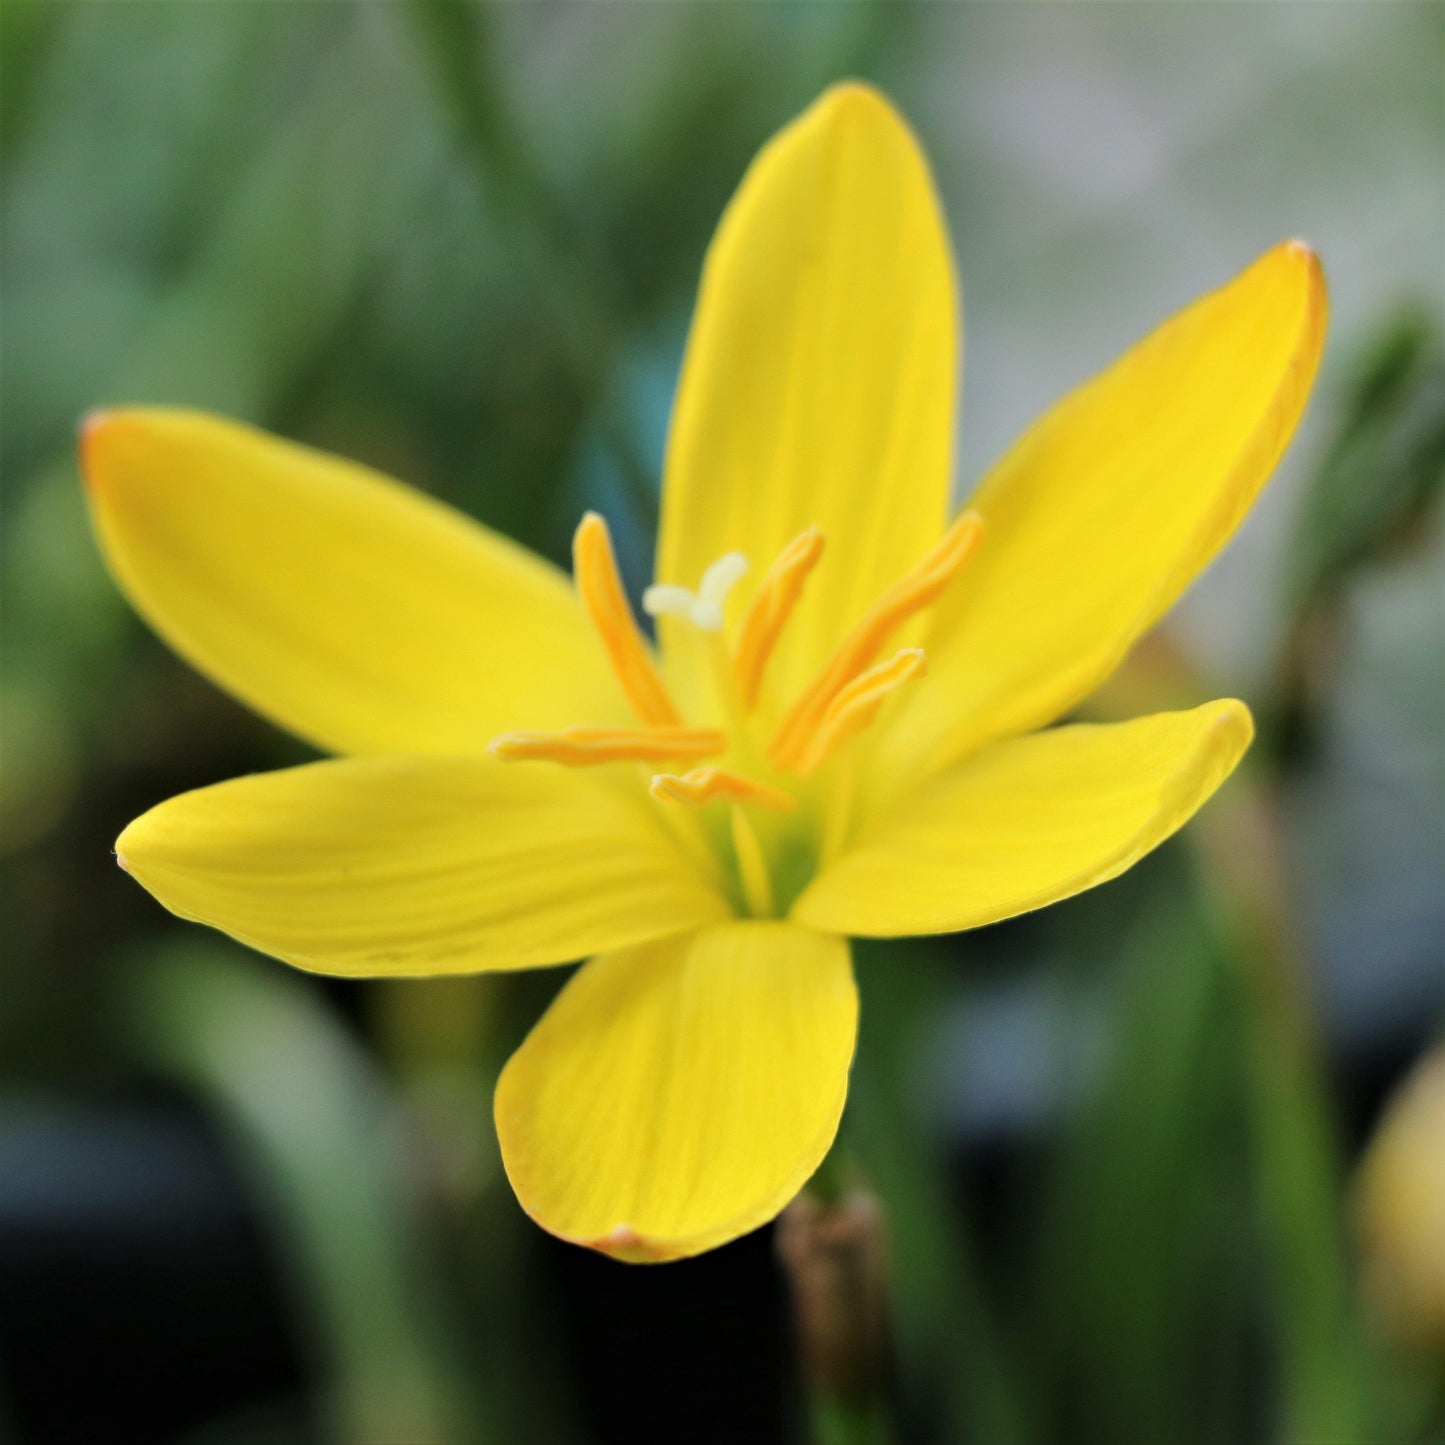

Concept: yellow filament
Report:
left=574, top=512, right=680, bottom=727
left=770, top=512, right=983, bottom=769
left=730, top=805, right=777, bottom=917
left=731, top=527, right=826, bottom=709
left=796, top=649, right=928, bottom=776
left=649, top=766, right=794, bottom=812
left=491, top=726, right=724, bottom=766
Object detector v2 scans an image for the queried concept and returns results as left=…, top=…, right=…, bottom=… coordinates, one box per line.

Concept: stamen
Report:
left=642, top=550, right=750, bottom=634
left=770, top=512, right=983, bottom=769
left=491, top=726, right=724, bottom=766
left=731, top=527, right=825, bottom=709
left=730, top=805, right=777, bottom=917
left=574, top=513, right=680, bottom=726
left=795, top=649, right=928, bottom=776
left=649, top=766, right=794, bottom=812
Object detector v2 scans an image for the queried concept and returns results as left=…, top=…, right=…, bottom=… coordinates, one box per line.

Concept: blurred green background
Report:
left=2, top=3, right=1442, bottom=1443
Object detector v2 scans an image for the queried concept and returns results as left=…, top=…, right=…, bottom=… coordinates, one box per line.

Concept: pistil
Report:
left=642, top=551, right=749, bottom=633
left=496, top=509, right=985, bottom=919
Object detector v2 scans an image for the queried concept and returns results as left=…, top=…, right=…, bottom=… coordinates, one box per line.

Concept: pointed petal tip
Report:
left=573, top=1214, right=769, bottom=1265
left=513, top=1199, right=696, bottom=1265
left=77, top=408, right=118, bottom=485
left=1283, top=237, right=1326, bottom=288
left=113, top=811, right=146, bottom=866
left=78, top=407, right=161, bottom=493
left=1214, top=697, right=1255, bottom=749
left=1269, top=239, right=1326, bottom=315
left=819, top=78, right=891, bottom=110
left=496, top=925, right=855, bottom=1265
left=586, top=1223, right=670, bottom=1264
left=811, top=79, right=911, bottom=137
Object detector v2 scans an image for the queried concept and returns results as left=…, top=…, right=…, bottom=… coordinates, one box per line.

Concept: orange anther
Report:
left=731, top=527, right=826, bottom=709
left=649, top=767, right=794, bottom=811
left=769, top=512, right=982, bottom=769
left=574, top=513, right=680, bottom=727
left=490, top=725, right=724, bottom=766
left=795, top=648, right=927, bottom=776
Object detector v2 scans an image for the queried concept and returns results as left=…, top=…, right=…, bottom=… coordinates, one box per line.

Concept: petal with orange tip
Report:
left=81, top=409, right=626, bottom=757
left=880, top=241, right=1327, bottom=787
left=115, top=755, right=729, bottom=976
left=496, top=921, right=856, bottom=1262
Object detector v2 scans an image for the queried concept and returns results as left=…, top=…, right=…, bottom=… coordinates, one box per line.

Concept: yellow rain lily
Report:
left=83, top=83, right=1326, bottom=1262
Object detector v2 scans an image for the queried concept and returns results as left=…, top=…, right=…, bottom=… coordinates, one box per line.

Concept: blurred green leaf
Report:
left=1286, top=308, right=1445, bottom=613
left=122, top=939, right=483, bottom=1445
left=1, top=4, right=448, bottom=726
left=1031, top=852, right=1255, bottom=1445
left=1192, top=790, right=1384, bottom=1444
left=403, top=0, right=657, bottom=534
left=851, top=941, right=1034, bottom=1445
left=0, top=0, right=62, bottom=161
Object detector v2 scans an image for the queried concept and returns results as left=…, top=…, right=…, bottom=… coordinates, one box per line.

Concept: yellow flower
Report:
left=1356, top=1044, right=1445, bottom=1355
left=83, top=84, right=1326, bottom=1262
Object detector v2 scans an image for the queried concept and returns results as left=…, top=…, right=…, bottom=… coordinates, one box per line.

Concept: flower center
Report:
left=489, top=510, right=982, bottom=914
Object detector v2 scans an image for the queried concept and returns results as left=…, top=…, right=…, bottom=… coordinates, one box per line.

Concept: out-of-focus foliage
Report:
left=1286, top=311, right=1445, bottom=613
left=2, top=3, right=1441, bottom=1443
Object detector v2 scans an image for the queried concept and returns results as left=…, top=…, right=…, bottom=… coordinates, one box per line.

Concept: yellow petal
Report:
left=495, top=921, right=856, bottom=1262
left=882, top=241, right=1324, bottom=786
left=82, top=408, right=625, bottom=756
left=657, top=82, right=957, bottom=716
left=796, top=701, right=1252, bottom=936
left=117, top=756, right=729, bottom=976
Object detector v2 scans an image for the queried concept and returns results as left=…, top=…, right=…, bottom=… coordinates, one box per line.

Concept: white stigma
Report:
left=643, top=551, right=749, bottom=634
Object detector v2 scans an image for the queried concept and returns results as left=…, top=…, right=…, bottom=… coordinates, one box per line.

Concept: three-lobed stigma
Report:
left=642, top=551, right=749, bottom=634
